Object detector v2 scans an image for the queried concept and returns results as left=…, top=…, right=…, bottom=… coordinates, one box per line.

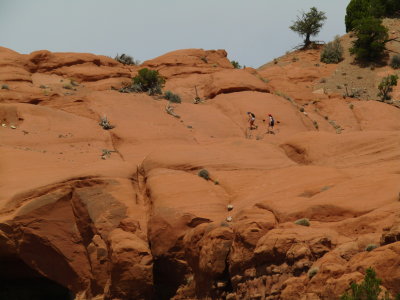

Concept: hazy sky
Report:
left=0, top=0, right=349, bottom=68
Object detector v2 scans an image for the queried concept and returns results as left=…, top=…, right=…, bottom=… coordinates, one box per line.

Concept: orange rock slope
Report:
left=0, top=46, right=400, bottom=300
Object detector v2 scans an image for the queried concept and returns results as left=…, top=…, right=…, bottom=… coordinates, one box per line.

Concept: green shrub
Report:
left=390, top=55, right=400, bottom=69
left=63, top=84, right=73, bottom=90
left=198, top=169, right=210, bottom=180
left=294, top=218, right=310, bottom=226
left=115, top=53, right=139, bottom=65
left=231, top=60, right=241, bottom=69
left=365, top=244, right=378, bottom=251
left=308, top=267, right=319, bottom=279
left=163, top=91, right=181, bottom=103
left=1, top=84, right=9, bottom=90
left=340, top=267, right=399, bottom=300
left=350, top=17, right=388, bottom=62
left=321, top=36, right=344, bottom=64
left=378, top=74, right=398, bottom=101
left=130, top=68, right=165, bottom=95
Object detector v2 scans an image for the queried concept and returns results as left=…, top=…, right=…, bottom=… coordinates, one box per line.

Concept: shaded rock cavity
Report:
left=0, top=256, right=74, bottom=300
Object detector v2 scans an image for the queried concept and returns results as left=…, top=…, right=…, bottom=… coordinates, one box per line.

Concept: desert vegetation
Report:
left=290, top=7, right=327, bottom=48
left=120, top=68, right=165, bottom=95
left=390, top=55, right=400, bottom=69
left=340, top=267, right=400, bottom=300
left=99, top=115, right=114, bottom=130
left=231, top=60, right=242, bottom=69
left=345, top=0, right=400, bottom=32
left=114, top=53, right=139, bottom=65
left=378, top=74, right=398, bottom=101
left=320, top=36, right=344, bottom=64
left=294, top=218, right=310, bottom=226
left=163, top=91, right=181, bottom=103
left=350, top=17, right=388, bottom=62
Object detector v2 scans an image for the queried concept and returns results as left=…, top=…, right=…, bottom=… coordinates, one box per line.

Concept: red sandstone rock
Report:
left=1, top=45, right=400, bottom=299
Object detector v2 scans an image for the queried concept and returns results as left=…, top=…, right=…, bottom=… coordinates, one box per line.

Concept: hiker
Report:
left=247, top=112, right=257, bottom=130
left=267, top=113, right=275, bottom=133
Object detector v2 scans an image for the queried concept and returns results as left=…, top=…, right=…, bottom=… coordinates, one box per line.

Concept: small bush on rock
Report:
left=163, top=91, right=181, bottom=103
left=115, top=53, right=139, bottom=65
left=133, top=68, right=165, bottom=95
left=378, top=74, right=398, bottom=101
left=231, top=60, right=242, bottom=69
left=120, top=68, right=165, bottom=95
left=365, top=244, right=378, bottom=252
left=340, top=267, right=398, bottom=300
left=321, top=36, right=344, bottom=64
left=308, top=267, right=319, bottom=279
left=198, top=169, right=210, bottom=180
left=99, top=115, right=114, bottom=130
left=1, top=84, right=9, bottom=90
left=294, top=218, right=310, bottom=226
left=390, top=55, right=400, bottom=69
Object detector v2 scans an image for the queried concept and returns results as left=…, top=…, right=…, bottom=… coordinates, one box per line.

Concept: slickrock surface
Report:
left=0, top=45, right=399, bottom=299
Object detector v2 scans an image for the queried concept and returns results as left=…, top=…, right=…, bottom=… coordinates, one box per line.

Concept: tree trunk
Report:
left=304, top=33, right=311, bottom=47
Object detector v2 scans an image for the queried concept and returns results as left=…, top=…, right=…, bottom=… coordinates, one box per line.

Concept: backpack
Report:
left=251, top=113, right=255, bottom=118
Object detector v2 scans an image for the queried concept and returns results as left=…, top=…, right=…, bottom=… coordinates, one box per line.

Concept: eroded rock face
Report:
left=1, top=46, right=400, bottom=299
left=0, top=178, right=152, bottom=299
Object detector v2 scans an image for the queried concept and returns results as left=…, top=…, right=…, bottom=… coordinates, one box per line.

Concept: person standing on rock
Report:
left=247, top=112, right=257, bottom=130
left=266, top=113, right=275, bottom=134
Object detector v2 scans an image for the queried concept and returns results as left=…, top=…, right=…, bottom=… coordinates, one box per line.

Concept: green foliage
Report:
left=383, top=0, right=400, bottom=16
left=378, top=74, right=398, bottom=101
left=340, top=267, right=397, bottom=300
left=345, top=0, right=400, bottom=32
left=390, top=55, right=400, bottom=69
left=349, top=17, right=388, bottom=62
left=289, top=7, right=327, bottom=47
left=163, top=91, right=181, bottom=103
left=115, top=53, right=139, bottom=65
left=308, top=268, right=319, bottom=279
left=1, top=84, right=9, bottom=90
left=294, top=218, right=310, bottom=226
left=321, top=36, right=344, bottom=64
left=345, top=0, right=384, bottom=32
left=365, top=244, right=378, bottom=251
left=198, top=169, right=210, bottom=180
left=131, top=68, right=165, bottom=95
left=231, top=60, right=242, bottom=69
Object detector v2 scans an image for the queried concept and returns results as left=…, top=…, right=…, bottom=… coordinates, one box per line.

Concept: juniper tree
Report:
left=290, top=7, right=327, bottom=48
